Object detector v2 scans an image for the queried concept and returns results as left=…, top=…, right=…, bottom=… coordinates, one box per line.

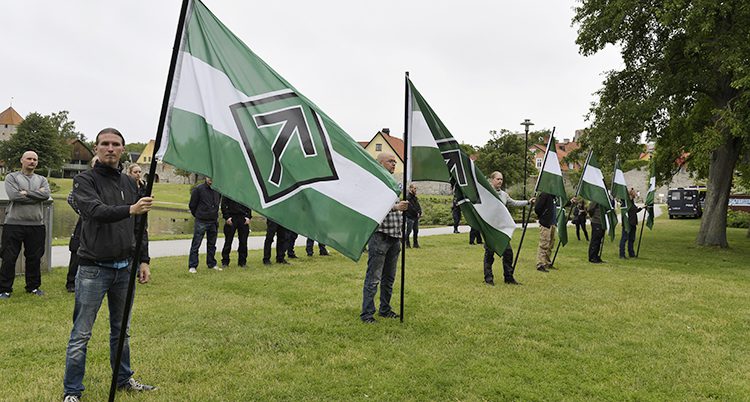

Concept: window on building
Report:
left=536, top=158, right=543, bottom=168
left=375, top=143, right=382, bottom=151
left=568, top=162, right=574, bottom=170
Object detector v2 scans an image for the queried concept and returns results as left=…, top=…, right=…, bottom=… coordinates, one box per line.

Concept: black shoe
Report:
left=477, top=241, right=483, bottom=244
left=619, top=255, right=627, bottom=259
left=66, top=286, right=75, bottom=293
left=547, top=265, right=558, bottom=270
left=485, top=280, right=495, bottom=286
left=590, top=259, right=604, bottom=264
left=277, top=259, right=290, bottom=265
left=28, top=288, right=45, bottom=296
left=238, top=264, right=247, bottom=268
left=288, top=254, right=298, bottom=259
left=405, top=243, right=411, bottom=248
left=320, top=252, right=330, bottom=256
left=378, top=311, right=400, bottom=319
left=222, top=264, right=229, bottom=269
left=361, top=317, right=377, bottom=324
left=629, top=254, right=636, bottom=258
left=537, top=266, right=549, bottom=273
left=307, top=253, right=313, bottom=257
left=469, top=242, right=475, bottom=245
left=413, top=244, right=420, bottom=248
left=504, top=278, right=522, bottom=285
left=263, top=260, right=272, bottom=265
left=453, top=230, right=460, bottom=234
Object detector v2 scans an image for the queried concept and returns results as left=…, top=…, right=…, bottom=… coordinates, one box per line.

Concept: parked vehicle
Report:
left=667, top=187, right=704, bottom=219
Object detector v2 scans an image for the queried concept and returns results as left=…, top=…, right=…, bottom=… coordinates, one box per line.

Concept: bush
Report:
left=726, top=210, right=750, bottom=228
left=48, top=181, right=60, bottom=193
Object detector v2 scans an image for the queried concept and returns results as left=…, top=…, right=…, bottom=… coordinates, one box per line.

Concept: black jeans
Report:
left=405, top=217, right=419, bottom=246
left=305, top=239, right=328, bottom=255
left=263, top=221, right=288, bottom=262
left=575, top=221, right=589, bottom=241
left=589, top=223, right=604, bottom=261
left=66, top=219, right=83, bottom=290
left=483, top=243, right=514, bottom=282
left=286, top=231, right=299, bottom=257
left=452, top=207, right=461, bottom=231
left=0, top=224, right=46, bottom=293
left=619, top=226, right=636, bottom=257
left=469, top=228, right=483, bottom=244
left=221, top=217, right=250, bottom=266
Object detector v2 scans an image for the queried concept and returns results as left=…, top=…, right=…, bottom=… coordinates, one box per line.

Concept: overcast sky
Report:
left=4, top=0, right=621, bottom=147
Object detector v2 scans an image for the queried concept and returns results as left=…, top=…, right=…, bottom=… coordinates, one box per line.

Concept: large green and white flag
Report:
left=156, top=0, right=400, bottom=261
left=645, top=161, right=656, bottom=230
left=406, top=78, right=515, bottom=254
left=534, top=132, right=569, bottom=245
left=577, top=151, right=611, bottom=210
left=612, top=159, right=631, bottom=233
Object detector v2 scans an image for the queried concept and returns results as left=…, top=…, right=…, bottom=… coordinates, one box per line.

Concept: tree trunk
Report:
left=696, top=137, right=741, bottom=247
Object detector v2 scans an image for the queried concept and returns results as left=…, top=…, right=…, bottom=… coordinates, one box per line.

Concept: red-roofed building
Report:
left=0, top=106, right=23, bottom=142
left=359, top=128, right=405, bottom=175
left=529, top=136, right=582, bottom=173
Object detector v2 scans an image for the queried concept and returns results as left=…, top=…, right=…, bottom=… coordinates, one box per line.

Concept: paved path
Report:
left=50, top=205, right=662, bottom=267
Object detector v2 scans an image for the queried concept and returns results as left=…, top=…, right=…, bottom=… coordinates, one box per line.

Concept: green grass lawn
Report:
left=2, top=217, right=749, bottom=400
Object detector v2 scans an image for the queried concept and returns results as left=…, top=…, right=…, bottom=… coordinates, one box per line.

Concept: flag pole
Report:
left=514, top=126, right=553, bottom=271
left=635, top=207, right=647, bottom=257
left=399, top=71, right=410, bottom=324
left=108, top=0, right=191, bottom=400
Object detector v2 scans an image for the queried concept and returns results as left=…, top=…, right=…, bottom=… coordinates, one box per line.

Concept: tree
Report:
left=574, top=0, right=750, bottom=247
left=0, top=112, right=67, bottom=174
left=475, top=130, right=535, bottom=188
left=48, top=111, right=85, bottom=141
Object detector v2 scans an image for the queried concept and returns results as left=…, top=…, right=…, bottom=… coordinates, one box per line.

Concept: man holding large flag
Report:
left=577, top=151, right=612, bottom=264
left=405, top=78, right=516, bottom=263
left=484, top=171, right=534, bottom=285
left=360, top=153, right=408, bottom=324
left=155, top=0, right=400, bottom=262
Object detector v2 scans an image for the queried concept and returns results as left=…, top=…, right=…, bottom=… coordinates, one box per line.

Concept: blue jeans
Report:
left=189, top=220, right=218, bottom=268
left=360, top=232, right=400, bottom=320
left=405, top=217, right=419, bottom=246
left=619, top=226, right=636, bottom=257
left=64, top=264, right=134, bottom=396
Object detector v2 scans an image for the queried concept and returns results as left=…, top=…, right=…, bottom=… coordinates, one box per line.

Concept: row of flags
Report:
left=153, top=0, right=655, bottom=261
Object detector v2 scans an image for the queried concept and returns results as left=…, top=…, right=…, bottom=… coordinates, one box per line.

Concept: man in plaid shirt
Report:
left=360, top=153, right=409, bottom=324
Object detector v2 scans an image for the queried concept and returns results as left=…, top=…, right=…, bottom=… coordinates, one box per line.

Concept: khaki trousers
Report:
left=537, top=225, right=556, bottom=268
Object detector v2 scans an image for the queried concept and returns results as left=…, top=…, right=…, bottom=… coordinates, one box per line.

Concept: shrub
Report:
left=726, top=210, right=750, bottom=228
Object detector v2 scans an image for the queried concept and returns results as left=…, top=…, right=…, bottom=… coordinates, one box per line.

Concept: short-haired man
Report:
left=0, top=151, right=50, bottom=299
left=360, top=152, right=408, bottom=323
left=484, top=171, right=534, bottom=285
left=63, top=128, right=155, bottom=401
left=188, top=177, right=221, bottom=273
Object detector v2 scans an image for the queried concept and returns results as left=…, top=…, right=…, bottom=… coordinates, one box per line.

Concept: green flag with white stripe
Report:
left=535, top=133, right=569, bottom=246
left=577, top=151, right=616, bottom=240
left=613, top=159, right=631, bottom=233
left=156, top=0, right=400, bottom=261
left=406, top=78, right=515, bottom=254
left=645, top=161, right=656, bottom=230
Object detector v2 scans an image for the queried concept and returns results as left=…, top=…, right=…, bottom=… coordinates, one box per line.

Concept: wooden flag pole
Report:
left=635, top=207, right=647, bottom=257
left=108, top=0, right=191, bottom=400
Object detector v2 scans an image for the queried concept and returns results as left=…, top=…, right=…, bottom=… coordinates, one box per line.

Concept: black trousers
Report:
left=286, top=231, right=299, bottom=257
left=452, top=207, right=461, bottom=230
left=222, top=217, right=250, bottom=266
left=0, top=224, right=45, bottom=293
left=483, top=243, right=514, bottom=282
left=575, top=221, right=589, bottom=241
left=305, top=239, right=328, bottom=255
left=66, top=219, right=82, bottom=290
left=589, top=223, right=604, bottom=262
left=469, top=228, right=483, bottom=244
left=263, top=221, right=288, bottom=262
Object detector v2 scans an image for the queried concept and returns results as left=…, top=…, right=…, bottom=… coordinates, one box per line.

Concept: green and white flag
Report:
left=612, top=159, right=631, bottom=233
left=406, top=78, right=515, bottom=254
left=156, top=0, right=400, bottom=261
left=577, top=151, right=611, bottom=210
left=645, top=161, right=656, bottom=230
left=534, top=132, right=569, bottom=246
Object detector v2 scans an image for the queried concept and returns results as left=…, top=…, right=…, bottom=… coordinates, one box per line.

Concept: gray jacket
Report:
left=4, top=171, right=50, bottom=226
left=496, top=189, right=528, bottom=208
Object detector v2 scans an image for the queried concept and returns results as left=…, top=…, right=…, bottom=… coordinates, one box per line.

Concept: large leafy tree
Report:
left=574, top=0, right=750, bottom=247
left=476, top=130, right=536, bottom=188
left=0, top=112, right=68, bottom=174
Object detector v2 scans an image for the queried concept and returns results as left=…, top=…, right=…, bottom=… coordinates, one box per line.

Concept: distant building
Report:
left=359, top=128, right=405, bottom=175
left=529, top=134, right=582, bottom=173
left=0, top=106, right=23, bottom=142
left=135, top=140, right=195, bottom=184
left=62, top=138, right=94, bottom=178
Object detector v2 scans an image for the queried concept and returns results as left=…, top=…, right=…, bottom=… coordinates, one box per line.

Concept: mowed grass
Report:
left=2, top=216, right=749, bottom=401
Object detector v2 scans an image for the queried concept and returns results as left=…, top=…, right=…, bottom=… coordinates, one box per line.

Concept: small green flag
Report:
left=612, top=159, right=631, bottom=233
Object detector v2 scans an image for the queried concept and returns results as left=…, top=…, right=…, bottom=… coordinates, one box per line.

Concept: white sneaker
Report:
left=63, top=395, right=80, bottom=402
left=209, top=266, right=223, bottom=271
left=188, top=267, right=197, bottom=274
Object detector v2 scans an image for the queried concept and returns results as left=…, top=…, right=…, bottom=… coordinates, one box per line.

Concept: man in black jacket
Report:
left=588, top=201, right=605, bottom=263
left=404, top=184, right=422, bottom=248
left=63, top=128, right=155, bottom=400
left=188, top=177, right=221, bottom=273
left=619, top=188, right=643, bottom=258
left=220, top=196, right=252, bottom=268
left=534, top=192, right=573, bottom=272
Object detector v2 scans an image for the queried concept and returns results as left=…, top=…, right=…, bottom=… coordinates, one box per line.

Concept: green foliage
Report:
left=726, top=210, right=750, bottom=228
left=0, top=112, right=68, bottom=172
left=475, top=131, right=536, bottom=187
left=2, top=218, right=750, bottom=400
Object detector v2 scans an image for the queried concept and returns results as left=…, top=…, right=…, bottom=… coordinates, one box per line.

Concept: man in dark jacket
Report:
left=619, top=188, right=643, bottom=258
left=404, top=184, right=422, bottom=248
left=220, top=196, right=252, bottom=268
left=534, top=192, right=557, bottom=272
left=63, top=128, right=155, bottom=400
left=188, top=177, right=221, bottom=273
left=588, top=201, right=605, bottom=263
